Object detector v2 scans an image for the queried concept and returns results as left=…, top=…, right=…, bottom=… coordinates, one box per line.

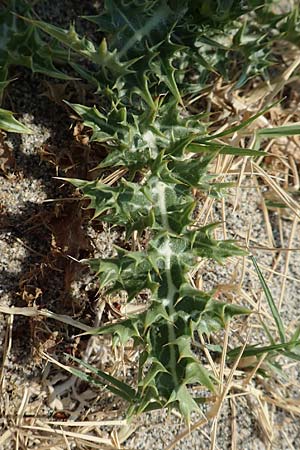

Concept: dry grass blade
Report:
left=252, top=162, right=300, bottom=218
left=264, top=56, right=300, bottom=105
left=0, top=306, right=92, bottom=331
left=230, top=398, right=238, bottom=450
left=45, top=420, right=127, bottom=427
left=0, top=314, right=13, bottom=391
left=19, top=425, right=115, bottom=446
left=0, top=430, right=13, bottom=446
left=278, top=216, right=298, bottom=310
left=210, top=322, right=229, bottom=450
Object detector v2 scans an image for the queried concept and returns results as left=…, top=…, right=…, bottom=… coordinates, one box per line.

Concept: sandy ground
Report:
left=1, top=1, right=300, bottom=449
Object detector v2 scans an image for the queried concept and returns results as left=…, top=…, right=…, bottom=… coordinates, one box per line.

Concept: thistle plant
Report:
left=5, top=0, right=300, bottom=422
left=30, top=0, right=260, bottom=421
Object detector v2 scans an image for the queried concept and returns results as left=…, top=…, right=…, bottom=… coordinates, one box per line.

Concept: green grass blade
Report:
left=203, top=101, right=280, bottom=140
left=66, top=354, right=137, bottom=400
left=282, top=350, right=300, bottom=362
left=188, top=142, right=264, bottom=157
left=259, top=316, right=275, bottom=345
left=65, top=364, right=134, bottom=401
left=251, top=256, right=286, bottom=343
left=290, top=324, right=300, bottom=343
left=257, top=124, right=300, bottom=138
left=228, top=340, right=300, bottom=359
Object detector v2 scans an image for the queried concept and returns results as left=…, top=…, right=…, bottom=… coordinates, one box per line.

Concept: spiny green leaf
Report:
left=168, top=385, right=199, bottom=424
left=80, top=317, right=142, bottom=346
left=64, top=102, right=122, bottom=142
left=143, top=303, right=170, bottom=329
left=139, top=359, right=169, bottom=393
left=190, top=224, right=247, bottom=262
left=184, top=361, right=215, bottom=391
